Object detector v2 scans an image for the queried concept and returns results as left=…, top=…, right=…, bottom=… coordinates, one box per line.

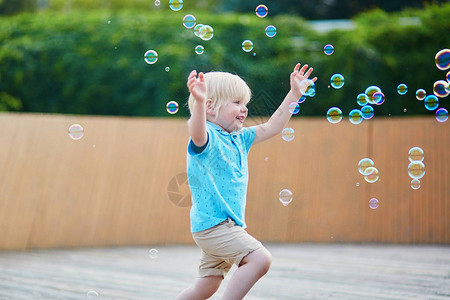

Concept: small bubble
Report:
left=144, top=50, right=158, bottom=64
left=369, top=198, right=379, bottom=209
left=324, top=44, right=334, bottom=55
left=169, top=0, right=183, bottom=11
left=364, top=167, right=379, bottom=183
left=149, top=248, right=158, bottom=259
left=279, top=189, right=293, bottom=206
left=166, top=101, right=179, bottom=114
left=86, top=291, right=99, bottom=298
left=281, top=127, right=295, bottom=142
left=255, top=4, right=268, bottom=18
left=242, top=40, right=254, bottom=52
left=410, top=179, right=421, bottom=190
left=68, top=124, right=83, bottom=140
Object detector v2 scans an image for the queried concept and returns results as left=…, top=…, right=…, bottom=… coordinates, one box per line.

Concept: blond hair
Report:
left=188, top=71, right=251, bottom=114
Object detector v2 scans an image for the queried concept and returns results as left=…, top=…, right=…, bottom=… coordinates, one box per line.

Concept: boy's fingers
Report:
left=198, top=72, right=204, bottom=81
left=299, top=64, right=308, bottom=74
left=305, top=68, right=314, bottom=77
left=293, top=63, right=301, bottom=72
left=311, top=77, right=318, bottom=83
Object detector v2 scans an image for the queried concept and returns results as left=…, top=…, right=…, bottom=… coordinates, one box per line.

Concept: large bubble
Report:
left=424, top=95, right=439, bottom=111
left=408, top=161, right=425, bottom=179
left=349, top=109, right=363, bottom=124
left=326, top=107, right=343, bottom=124
left=435, top=49, right=450, bottom=71
left=436, top=108, right=448, bottom=123
left=330, top=74, right=344, bottom=89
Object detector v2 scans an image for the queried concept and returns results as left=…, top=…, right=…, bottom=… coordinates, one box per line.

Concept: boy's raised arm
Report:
left=253, top=63, right=317, bottom=145
left=187, top=70, right=208, bottom=147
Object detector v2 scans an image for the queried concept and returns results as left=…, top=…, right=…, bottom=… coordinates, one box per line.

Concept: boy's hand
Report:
left=187, top=70, right=207, bottom=103
left=290, top=63, right=317, bottom=96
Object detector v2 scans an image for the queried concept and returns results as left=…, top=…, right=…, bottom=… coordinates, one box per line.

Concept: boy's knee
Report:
left=259, top=248, right=272, bottom=274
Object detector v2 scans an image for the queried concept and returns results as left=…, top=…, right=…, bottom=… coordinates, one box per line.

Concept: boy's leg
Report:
left=177, top=275, right=223, bottom=300
left=222, top=247, right=272, bottom=300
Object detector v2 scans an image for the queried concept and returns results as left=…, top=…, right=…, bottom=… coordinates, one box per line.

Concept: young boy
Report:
left=177, top=63, right=316, bottom=300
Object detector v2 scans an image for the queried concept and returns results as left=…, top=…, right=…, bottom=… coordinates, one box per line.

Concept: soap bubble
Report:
left=365, top=86, right=382, bottom=105
left=255, top=4, right=268, bottom=18
left=86, top=291, right=99, bottom=298
left=435, top=49, right=450, bottom=70
left=361, top=105, right=374, bottom=120
left=279, top=189, right=293, bottom=206
left=166, top=101, right=179, bottom=114
left=199, top=25, right=214, bottom=41
left=149, top=248, right=158, bottom=259
left=397, top=84, right=407, bottom=95
left=372, top=92, right=385, bottom=105
left=324, top=44, right=334, bottom=55
left=298, top=95, right=307, bottom=104
left=415, top=89, right=426, bottom=101
left=424, top=95, right=439, bottom=111
left=369, top=198, right=379, bottom=209
left=433, top=80, right=449, bottom=98
left=281, top=127, right=295, bottom=142
left=436, top=108, right=448, bottom=122
left=302, top=79, right=315, bottom=96
left=357, top=93, right=369, bottom=106
left=193, top=24, right=204, bottom=37
left=408, top=147, right=424, bottom=162
left=349, top=109, right=363, bottom=124
left=183, top=14, right=196, bottom=29
left=68, top=124, right=84, bottom=140
left=364, top=167, right=379, bottom=183
left=326, top=107, right=343, bottom=124
left=144, top=50, right=158, bottom=64
left=242, top=40, right=254, bottom=52
left=330, top=74, right=344, bottom=89
left=410, top=179, right=421, bottom=190
left=195, top=45, right=204, bottom=55
left=289, top=102, right=300, bottom=114
left=358, top=158, right=374, bottom=175
left=265, top=25, right=277, bottom=37
left=169, top=0, right=183, bottom=11
left=408, top=161, right=425, bottom=179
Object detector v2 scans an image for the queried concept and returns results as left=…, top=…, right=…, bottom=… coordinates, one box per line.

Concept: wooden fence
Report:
left=0, top=113, right=448, bottom=250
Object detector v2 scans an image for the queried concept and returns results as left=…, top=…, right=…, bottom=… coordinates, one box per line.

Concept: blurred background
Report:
left=0, top=0, right=449, bottom=118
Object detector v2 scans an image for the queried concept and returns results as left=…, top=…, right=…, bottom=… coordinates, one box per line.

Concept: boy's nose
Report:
left=241, top=106, right=248, bottom=113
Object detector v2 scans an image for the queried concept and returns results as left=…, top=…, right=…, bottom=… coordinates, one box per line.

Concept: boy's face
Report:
left=212, top=100, right=248, bottom=133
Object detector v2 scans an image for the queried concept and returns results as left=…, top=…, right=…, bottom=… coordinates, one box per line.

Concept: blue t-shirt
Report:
left=187, top=121, right=256, bottom=233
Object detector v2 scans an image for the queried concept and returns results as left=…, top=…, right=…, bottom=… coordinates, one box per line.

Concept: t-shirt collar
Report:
left=207, top=121, right=243, bottom=136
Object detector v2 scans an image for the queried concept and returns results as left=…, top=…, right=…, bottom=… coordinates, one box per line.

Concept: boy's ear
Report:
left=206, top=99, right=216, bottom=117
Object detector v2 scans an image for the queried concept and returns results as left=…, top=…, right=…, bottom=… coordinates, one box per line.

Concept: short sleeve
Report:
left=242, top=126, right=256, bottom=153
left=188, top=130, right=212, bottom=156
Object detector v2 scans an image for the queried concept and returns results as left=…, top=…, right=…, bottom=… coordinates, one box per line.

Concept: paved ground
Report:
left=0, top=243, right=449, bottom=299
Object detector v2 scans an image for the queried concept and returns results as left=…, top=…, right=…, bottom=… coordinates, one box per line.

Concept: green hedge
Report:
left=0, top=4, right=448, bottom=118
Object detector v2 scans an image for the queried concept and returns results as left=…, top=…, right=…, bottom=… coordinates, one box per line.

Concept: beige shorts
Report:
left=192, top=218, right=263, bottom=278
